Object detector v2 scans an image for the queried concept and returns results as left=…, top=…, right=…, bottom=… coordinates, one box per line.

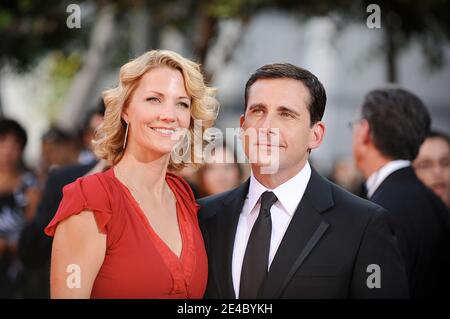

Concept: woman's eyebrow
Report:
left=143, top=90, right=163, bottom=96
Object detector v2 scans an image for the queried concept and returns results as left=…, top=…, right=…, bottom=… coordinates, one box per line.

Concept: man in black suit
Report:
left=198, top=64, right=408, bottom=299
left=352, top=87, right=450, bottom=298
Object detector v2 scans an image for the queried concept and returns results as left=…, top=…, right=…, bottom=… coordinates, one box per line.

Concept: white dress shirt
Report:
left=365, top=160, right=411, bottom=199
left=232, top=161, right=312, bottom=298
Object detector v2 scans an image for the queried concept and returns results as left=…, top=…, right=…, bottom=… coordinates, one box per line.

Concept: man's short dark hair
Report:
left=244, top=63, right=327, bottom=125
left=42, top=126, right=74, bottom=145
left=0, top=118, right=28, bottom=150
left=362, top=87, right=431, bottom=161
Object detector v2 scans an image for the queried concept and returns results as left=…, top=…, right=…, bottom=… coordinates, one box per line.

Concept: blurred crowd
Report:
left=0, top=101, right=104, bottom=298
left=0, top=96, right=449, bottom=298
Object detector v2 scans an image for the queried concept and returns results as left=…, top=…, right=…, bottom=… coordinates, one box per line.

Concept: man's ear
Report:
left=238, top=114, right=245, bottom=141
left=359, top=119, right=371, bottom=145
left=308, top=121, right=326, bottom=150
left=239, top=114, right=245, bottom=128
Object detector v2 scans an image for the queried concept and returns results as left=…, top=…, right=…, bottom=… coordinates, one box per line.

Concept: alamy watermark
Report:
left=167, top=120, right=281, bottom=174
left=366, top=264, right=381, bottom=289
left=366, top=4, right=381, bottom=29
left=66, top=263, right=81, bottom=289
left=66, top=4, right=81, bottom=29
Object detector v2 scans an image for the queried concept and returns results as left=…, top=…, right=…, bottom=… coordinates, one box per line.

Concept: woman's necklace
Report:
left=114, top=168, right=175, bottom=209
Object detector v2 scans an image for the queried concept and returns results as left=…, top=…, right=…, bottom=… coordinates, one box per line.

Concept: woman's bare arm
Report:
left=50, top=210, right=106, bottom=298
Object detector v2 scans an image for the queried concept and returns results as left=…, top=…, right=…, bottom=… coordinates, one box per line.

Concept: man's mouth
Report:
left=256, top=144, right=279, bottom=147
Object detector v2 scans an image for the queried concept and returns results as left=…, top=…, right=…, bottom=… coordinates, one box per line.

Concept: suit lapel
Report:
left=261, top=169, right=334, bottom=298
left=214, top=179, right=250, bottom=298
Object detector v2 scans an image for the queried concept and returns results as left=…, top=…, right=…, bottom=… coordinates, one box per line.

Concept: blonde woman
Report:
left=45, top=50, right=219, bottom=298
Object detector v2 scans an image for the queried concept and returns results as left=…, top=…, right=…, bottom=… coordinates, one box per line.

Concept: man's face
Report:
left=413, top=137, right=450, bottom=205
left=351, top=119, right=368, bottom=173
left=0, top=134, right=22, bottom=167
left=240, top=78, right=324, bottom=175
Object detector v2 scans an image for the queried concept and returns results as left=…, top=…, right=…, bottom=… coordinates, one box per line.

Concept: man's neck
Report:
left=360, top=149, right=392, bottom=180
left=251, top=159, right=308, bottom=189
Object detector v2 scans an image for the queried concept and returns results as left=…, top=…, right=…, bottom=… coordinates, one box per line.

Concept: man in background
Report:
left=352, top=87, right=450, bottom=298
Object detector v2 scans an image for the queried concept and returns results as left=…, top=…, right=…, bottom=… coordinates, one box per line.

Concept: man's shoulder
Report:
left=372, top=167, right=436, bottom=207
left=326, top=177, right=387, bottom=220
left=47, top=162, right=97, bottom=186
left=197, top=188, right=237, bottom=221
left=198, top=178, right=250, bottom=222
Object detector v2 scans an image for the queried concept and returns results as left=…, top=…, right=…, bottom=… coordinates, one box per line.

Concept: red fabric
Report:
left=45, top=168, right=207, bottom=299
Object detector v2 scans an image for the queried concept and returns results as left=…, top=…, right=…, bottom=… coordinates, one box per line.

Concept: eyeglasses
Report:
left=414, top=159, right=450, bottom=172
left=347, top=119, right=363, bottom=130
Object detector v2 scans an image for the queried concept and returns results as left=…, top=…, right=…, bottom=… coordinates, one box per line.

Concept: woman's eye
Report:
left=178, top=102, right=190, bottom=108
left=146, top=97, right=160, bottom=103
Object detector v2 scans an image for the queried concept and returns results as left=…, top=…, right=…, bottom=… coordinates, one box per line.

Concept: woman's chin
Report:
left=149, top=143, right=178, bottom=156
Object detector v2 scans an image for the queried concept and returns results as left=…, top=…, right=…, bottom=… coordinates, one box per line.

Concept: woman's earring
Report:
left=123, top=122, right=129, bottom=150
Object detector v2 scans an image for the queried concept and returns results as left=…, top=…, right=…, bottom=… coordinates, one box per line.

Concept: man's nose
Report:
left=259, top=113, right=274, bottom=132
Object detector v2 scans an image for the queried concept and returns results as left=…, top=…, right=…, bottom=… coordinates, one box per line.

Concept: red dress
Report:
left=45, top=168, right=208, bottom=299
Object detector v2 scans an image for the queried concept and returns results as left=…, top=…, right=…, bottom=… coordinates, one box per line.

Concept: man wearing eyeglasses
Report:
left=351, top=87, right=450, bottom=298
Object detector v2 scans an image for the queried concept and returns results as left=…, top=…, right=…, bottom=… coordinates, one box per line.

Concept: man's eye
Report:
left=280, top=112, right=294, bottom=118
left=252, top=109, right=263, bottom=114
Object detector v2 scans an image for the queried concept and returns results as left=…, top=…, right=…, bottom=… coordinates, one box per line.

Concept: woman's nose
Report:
left=159, top=103, right=177, bottom=122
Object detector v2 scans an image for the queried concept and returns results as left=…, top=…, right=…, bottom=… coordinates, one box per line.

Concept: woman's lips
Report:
left=149, top=127, right=176, bottom=137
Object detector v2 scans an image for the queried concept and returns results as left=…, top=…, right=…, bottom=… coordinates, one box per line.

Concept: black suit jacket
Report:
left=370, top=167, right=450, bottom=298
left=198, top=168, right=409, bottom=298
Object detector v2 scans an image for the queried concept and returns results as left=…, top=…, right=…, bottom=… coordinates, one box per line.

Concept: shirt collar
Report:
left=246, top=161, right=312, bottom=216
left=365, top=159, right=411, bottom=198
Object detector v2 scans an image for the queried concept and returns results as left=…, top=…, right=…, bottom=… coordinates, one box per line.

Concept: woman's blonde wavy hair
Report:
left=93, top=49, right=219, bottom=171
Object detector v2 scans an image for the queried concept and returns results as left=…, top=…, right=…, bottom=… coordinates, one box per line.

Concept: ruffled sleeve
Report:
left=44, top=173, right=113, bottom=237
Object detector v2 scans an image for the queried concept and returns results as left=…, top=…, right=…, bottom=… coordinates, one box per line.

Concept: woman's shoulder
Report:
left=166, top=172, right=199, bottom=214
left=69, top=168, right=117, bottom=193
left=45, top=169, right=118, bottom=237
left=166, top=173, right=195, bottom=200
left=59, top=169, right=122, bottom=211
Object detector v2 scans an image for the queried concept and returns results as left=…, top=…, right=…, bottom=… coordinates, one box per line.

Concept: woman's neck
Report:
left=114, top=151, right=171, bottom=200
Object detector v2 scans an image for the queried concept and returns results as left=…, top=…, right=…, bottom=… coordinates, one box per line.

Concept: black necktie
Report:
left=239, top=191, right=278, bottom=299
